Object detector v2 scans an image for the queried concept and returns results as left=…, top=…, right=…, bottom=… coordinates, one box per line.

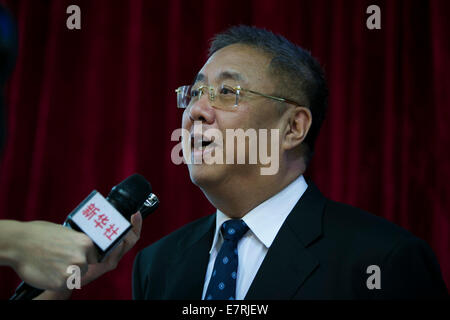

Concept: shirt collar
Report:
left=210, top=175, right=308, bottom=253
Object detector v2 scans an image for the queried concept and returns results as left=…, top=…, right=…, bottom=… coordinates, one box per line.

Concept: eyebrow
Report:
left=192, top=71, right=246, bottom=85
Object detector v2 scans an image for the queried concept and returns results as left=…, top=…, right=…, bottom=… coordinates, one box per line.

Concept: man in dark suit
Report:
left=133, top=25, right=448, bottom=299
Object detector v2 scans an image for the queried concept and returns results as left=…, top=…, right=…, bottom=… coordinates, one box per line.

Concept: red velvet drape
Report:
left=0, top=0, right=448, bottom=299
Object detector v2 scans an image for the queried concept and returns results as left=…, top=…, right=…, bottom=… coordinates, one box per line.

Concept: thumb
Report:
left=131, top=211, right=142, bottom=238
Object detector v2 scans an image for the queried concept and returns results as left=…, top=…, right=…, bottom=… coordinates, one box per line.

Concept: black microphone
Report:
left=9, top=173, right=159, bottom=300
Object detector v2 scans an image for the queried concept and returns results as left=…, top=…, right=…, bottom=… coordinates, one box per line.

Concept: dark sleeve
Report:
left=132, top=250, right=144, bottom=300
left=379, top=237, right=448, bottom=299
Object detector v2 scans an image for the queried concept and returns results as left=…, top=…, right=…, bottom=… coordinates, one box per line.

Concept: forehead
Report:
left=195, top=44, right=273, bottom=88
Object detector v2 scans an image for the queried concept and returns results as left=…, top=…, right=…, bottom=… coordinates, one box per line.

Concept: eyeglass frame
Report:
left=175, top=84, right=303, bottom=109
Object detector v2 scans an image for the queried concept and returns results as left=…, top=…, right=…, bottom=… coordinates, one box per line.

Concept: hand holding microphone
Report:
left=9, top=173, right=159, bottom=300
left=2, top=220, right=98, bottom=291
left=35, top=211, right=143, bottom=300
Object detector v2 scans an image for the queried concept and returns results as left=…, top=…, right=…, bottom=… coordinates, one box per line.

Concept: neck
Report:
left=201, top=164, right=304, bottom=218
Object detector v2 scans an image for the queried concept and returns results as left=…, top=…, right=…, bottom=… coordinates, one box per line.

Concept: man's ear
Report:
left=282, top=106, right=312, bottom=151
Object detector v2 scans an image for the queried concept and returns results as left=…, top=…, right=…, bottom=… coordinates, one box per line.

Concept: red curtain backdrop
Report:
left=0, top=0, right=448, bottom=299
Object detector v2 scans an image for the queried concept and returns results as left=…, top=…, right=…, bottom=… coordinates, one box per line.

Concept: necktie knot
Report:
left=221, top=219, right=249, bottom=241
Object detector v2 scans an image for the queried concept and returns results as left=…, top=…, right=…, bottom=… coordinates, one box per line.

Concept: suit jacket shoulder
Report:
left=246, top=182, right=448, bottom=299
left=280, top=188, right=448, bottom=299
left=323, top=199, right=419, bottom=256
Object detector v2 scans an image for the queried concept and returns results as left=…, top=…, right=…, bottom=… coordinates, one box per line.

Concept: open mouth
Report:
left=191, top=135, right=214, bottom=151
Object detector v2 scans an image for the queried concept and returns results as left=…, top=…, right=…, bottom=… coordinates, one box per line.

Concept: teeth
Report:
left=198, top=144, right=209, bottom=151
left=195, top=142, right=213, bottom=151
left=191, top=135, right=214, bottom=151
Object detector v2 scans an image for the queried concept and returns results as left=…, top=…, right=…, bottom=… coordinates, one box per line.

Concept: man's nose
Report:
left=188, top=95, right=215, bottom=124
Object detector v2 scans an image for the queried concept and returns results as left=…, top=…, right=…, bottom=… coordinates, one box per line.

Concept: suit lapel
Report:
left=245, top=181, right=325, bottom=299
left=164, top=214, right=216, bottom=299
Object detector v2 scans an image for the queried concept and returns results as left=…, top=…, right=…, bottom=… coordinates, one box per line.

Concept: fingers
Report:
left=131, top=211, right=142, bottom=239
left=75, top=233, right=99, bottom=265
left=85, top=243, right=100, bottom=265
left=79, top=261, right=89, bottom=277
left=121, top=212, right=141, bottom=252
left=79, top=211, right=143, bottom=277
left=105, top=211, right=142, bottom=265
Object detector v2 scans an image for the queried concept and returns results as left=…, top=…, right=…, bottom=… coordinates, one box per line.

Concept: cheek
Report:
left=238, top=109, right=271, bottom=131
left=216, top=106, right=252, bottom=131
left=253, top=105, right=281, bottom=130
left=182, top=110, right=192, bottom=130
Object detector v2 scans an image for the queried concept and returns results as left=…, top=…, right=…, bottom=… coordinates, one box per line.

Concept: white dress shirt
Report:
left=201, top=175, right=308, bottom=300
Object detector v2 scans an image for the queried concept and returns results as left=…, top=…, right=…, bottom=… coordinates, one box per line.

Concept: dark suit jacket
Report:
left=132, top=182, right=448, bottom=299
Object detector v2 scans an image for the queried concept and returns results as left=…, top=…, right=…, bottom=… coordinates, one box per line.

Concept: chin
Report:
left=188, top=163, right=226, bottom=189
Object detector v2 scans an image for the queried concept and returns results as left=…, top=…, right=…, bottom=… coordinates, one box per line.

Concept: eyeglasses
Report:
left=175, top=84, right=302, bottom=110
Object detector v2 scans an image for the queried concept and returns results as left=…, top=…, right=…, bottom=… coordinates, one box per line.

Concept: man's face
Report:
left=181, top=44, right=282, bottom=190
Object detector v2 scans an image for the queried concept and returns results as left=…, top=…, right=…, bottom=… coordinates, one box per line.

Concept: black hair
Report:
left=209, top=25, right=328, bottom=164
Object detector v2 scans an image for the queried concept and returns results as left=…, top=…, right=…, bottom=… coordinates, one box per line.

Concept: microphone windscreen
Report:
left=107, top=173, right=152, bottom=219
